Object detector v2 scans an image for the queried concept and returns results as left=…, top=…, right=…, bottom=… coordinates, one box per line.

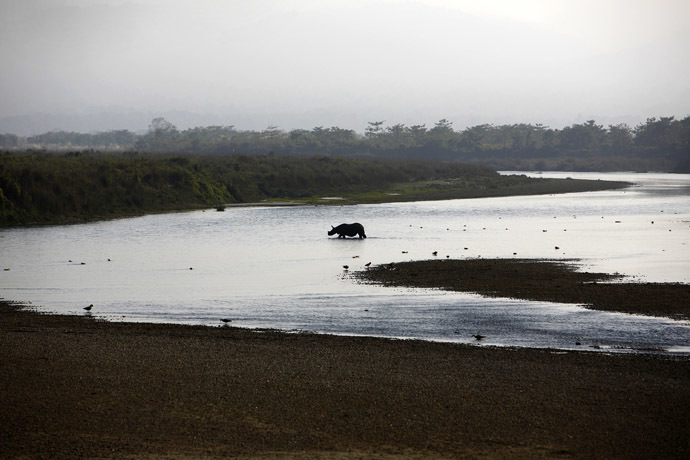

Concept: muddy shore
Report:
left=356, top=258, right=690, bottom=321
left=1, top=301, right=689, bottom=460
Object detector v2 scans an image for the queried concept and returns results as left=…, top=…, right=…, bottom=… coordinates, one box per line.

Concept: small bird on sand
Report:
left=221, top=318, right=231, bottom=324
left=365, top=262, right=372, bottom=268
left=343, top=265, right=349, bottom=270
left=84, top=304, right=93, bottom=311
left=473, top=334, right=485, bottom=340
left=432, top=251, right=438, bottom=256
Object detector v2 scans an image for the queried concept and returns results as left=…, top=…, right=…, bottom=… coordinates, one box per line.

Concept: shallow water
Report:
left=1, top=172, right=689, bottom=354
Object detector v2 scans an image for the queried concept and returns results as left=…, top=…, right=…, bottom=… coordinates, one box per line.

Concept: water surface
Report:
left=1, top=172, right=688, bottom=354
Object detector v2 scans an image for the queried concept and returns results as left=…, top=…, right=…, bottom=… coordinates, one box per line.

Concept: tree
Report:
left=606, top=124, right=633, bottom=152
left=634, top=117, right=679, bottom=150
left=560, top=120, right=605, bottom=152
left=428, top=119, right=457, bottom=152
left=148, top=117, right=177, bottom=135
left=0, top=133, right=21, bottom=148
left=407, top=125, right=428, bottom=146
left=365, top=121, right=385, bottom=139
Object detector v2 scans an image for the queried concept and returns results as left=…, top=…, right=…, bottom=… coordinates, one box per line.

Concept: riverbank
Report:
left=356, top=259, right=690, bottom=321
left=0, top=151, right=629, bottom=227
left=1, top=301, right=688, bottom=460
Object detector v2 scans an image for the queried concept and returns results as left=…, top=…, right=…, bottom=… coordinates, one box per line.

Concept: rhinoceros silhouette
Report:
left=328, top=223, right=366, bottom=238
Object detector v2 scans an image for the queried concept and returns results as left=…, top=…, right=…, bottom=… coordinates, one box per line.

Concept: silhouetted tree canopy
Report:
left=3, top=115, right=689, bottom=171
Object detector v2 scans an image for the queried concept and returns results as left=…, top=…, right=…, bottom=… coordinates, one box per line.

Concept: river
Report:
left=1, top=172, right=688, bottom=354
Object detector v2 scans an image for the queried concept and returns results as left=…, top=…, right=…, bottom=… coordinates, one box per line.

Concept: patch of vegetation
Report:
left=0, top=151, right=629, bottom=227
left=0, top=152, right=626, bottom=226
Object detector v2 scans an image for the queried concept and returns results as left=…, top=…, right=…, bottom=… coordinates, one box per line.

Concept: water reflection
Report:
left=1, top=172, right=688, bottom=354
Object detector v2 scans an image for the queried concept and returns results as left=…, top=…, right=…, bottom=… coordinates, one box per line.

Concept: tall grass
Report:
left=0, top=151, right=499, bottom=226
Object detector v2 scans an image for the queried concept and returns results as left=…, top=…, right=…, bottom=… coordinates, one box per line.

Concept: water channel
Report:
left=1, top=172, right=688, bottom=354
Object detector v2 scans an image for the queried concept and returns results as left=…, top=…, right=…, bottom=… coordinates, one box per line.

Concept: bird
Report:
left=365, top=262, right=371, bottom=268
left=432, top=251, right=438, bottom=256
left=343, top=265, right=349, bottom=270
left=221, top=318, right=232, bottom=324
left=473, top=334, right=485, bottom=340
left=84, top=304, right=93, bottom=311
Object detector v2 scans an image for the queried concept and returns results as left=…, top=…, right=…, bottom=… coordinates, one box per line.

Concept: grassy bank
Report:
left=356, top=258, right=690, bottom=320
left=0, top=151, right=629, bottom=226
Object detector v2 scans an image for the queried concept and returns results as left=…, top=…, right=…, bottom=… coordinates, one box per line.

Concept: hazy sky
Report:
left=1, top=0, right=689, bottom=133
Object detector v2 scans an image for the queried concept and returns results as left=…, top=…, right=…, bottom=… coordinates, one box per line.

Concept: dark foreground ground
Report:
left=1, top=300, right=689, bottom=460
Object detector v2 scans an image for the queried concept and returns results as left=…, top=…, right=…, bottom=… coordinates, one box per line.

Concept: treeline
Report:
left=0, top=152, right=503, bottom=226
left=1, top=116, right=688, bottom=172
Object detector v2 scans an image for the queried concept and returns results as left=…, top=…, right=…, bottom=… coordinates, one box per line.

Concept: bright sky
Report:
left=1, top=0, right=688, bottom=133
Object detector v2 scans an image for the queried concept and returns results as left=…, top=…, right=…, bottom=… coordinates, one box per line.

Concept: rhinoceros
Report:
left=328, top=223, right=366, bottom=239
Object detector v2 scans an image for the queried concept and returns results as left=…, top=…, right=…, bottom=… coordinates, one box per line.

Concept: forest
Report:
left=1, top=116, right=688, bottom=172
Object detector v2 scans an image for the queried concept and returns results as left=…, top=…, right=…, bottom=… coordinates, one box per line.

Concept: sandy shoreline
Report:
left=1, top=301, right=689, bottom=460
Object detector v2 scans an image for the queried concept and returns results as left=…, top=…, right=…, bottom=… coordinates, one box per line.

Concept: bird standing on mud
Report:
left=84, top=304, right=93, bottom=311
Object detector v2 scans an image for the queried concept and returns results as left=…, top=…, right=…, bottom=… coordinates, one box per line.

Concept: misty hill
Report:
left=1, top=116, right=688, bottom=172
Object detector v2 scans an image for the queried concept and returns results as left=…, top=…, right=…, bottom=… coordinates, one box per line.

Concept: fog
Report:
left=1, top=0, right=689, bottom=135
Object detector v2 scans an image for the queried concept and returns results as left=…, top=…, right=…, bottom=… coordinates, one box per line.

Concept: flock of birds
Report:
left=43, top=215, right=675, bottom=346
left=333, top=216, right=664, bottom=344
left=77, top=251, right=493, bottom=341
